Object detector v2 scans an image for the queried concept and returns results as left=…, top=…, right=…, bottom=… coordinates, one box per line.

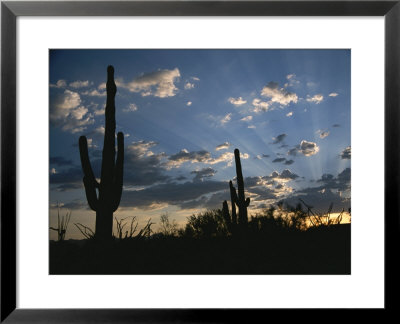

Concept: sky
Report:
left=49, top=49, right=351, bottom=240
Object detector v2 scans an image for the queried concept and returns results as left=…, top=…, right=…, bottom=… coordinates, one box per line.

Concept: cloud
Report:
left=119, top=180, right=228, bottom=210
left=50, top=90, right=94, bottom=133
left=287, top=141, right=319, bottom=157
left=247, top=186, right=280, bottom=203
left=284, top=74, right=300, bottom=88
left=306, top=81, right=318, bottom=89
left=70, top=106, right=88, bottom=120
left=62, top=199, right=89, bottom=210
left=124, top=141, right=169, bottom=186
left=184, top=77, right=199, bottom=91
left=186, top=101, right=192, bottom=106
left=284, top=188, right=349, bottom=213
left=272, top=133, right=287, bottom=144
left=191, top=167, right=217, bottom=182
left=85, top=138, right=96, bottom=148
left=260, top=81, right=298, bottom=106
left=215, top=142, right=231, bottom=151
left=240, top=116, right=253, bottom=122
left=167, top=149, right=211, bottom=168
left=125, top=68, right=181, bottom=98
left=220, top=113, right=232, bottom=125
left=82, top=89, right=106, bottom=97
left=120, top=163, right=295, bottom=211
left=175, top=175, right=187, bottom=181
left=55, top=183, right=83, bottom=192
left=229, top=97, right=247, bottom=106
left=337, top=168, right=351, bottom=183
left=306, top=94, right=324, bottom=104
left=299, top=140, right=319, bottom=156
left=209, top=152, right=248, bottom=165
left=340, top=146, right=351, bottom=159
left=262, top=169, right=299, bottom=184
left=319, top=130, right=330, bottom=139
left=286, top=111, right=293, bottom=117
left=184, top=82, right=195, bottom=90
left=88, top=103, right=104, bottom=116
left=248, top=125, right=256, bottom=129
left=166, top=149, right=248, bottom=168
left=50, top=166, right=83, bottom=185
left=69, top=80, right=91, bottom=88
left=274, top=169, right=299, bottom=180
left=50, top=80, right=67, bottom=88
left=252, top=98, right=270, bottom=112
left=283, top=168, right=351, bottom=212
left=271, top=157, right=295, bottom=165
left=50, top=156, right=73, bottom=166
left=89, top=126, right=105, bottom=136
left=329, top=92, right=339, bottom=97
left=287, top=146, right=300, bottom=156
left=123, top=103, right=138, bottom=112
left=52, top=89, right=81, bottom=111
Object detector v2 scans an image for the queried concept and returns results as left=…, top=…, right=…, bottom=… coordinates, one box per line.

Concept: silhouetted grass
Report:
left=49, top=204, right=71, bottom=241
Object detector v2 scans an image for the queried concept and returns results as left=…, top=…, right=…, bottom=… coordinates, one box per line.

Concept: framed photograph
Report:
left=1, top=0, right=398, bottom=322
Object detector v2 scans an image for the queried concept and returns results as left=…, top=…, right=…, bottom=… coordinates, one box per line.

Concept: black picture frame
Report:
left=1, top=0, right=399, bottom=322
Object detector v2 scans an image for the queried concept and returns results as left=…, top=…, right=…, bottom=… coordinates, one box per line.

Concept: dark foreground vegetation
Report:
left=50, top=207, right=350, bottom=275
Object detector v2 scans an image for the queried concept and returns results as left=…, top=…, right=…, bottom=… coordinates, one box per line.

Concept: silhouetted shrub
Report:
left=182, top=209, right=228, bottom=238
left=157, top=213, right=179, bottom=237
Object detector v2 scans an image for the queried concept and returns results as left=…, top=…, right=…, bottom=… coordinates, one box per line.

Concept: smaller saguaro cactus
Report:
left=222, top=200, right=232, bottom=232
left=230, top=148, right=250, bottom=226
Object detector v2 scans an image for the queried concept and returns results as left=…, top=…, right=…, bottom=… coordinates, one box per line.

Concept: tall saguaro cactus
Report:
left=231, top=148, right=250, bottom=226
left=79, top=65, right=124, bottom=241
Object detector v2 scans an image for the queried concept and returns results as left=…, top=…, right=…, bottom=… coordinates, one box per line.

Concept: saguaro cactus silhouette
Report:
left=231, top=148, right=250, bottom=226
left=222, top=182, right=239, bottom=233
left=79, top=65, right=124, bottom=241
left=222, top=200, right=232, bottom=232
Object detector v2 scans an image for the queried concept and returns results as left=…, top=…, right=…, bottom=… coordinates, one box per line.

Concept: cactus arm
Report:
left=82, top=177, right=99, bottom=211
left=229, top=180, right=238, bottom=224
left=79, top=136, right=99, bottom=211
left=229, top=180, right=238, bottom=204
left=245, top=198, right=250, bottom=207
left=111, top=132, right=124, bottom=212
left=79, top=136, right=99, bottom=187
